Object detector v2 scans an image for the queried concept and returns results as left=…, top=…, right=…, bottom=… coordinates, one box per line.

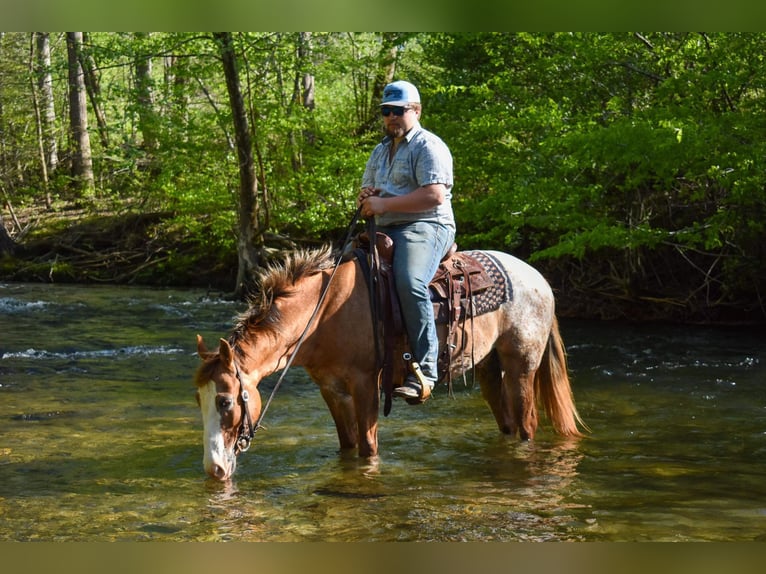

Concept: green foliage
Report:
left=419, top=32, right=766, bottom=320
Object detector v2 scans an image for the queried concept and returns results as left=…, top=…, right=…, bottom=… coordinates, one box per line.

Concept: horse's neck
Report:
left=239, top=268, right=338, bottom=377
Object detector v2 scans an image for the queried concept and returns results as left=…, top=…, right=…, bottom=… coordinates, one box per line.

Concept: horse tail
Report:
left=536, top=316, right=588, bottom=437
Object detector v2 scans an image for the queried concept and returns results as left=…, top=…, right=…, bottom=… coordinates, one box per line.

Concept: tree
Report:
left=0, top=212, right=18, bottom=255
left=214, top=32, right=264, bottom=297
left=293, top=31, right=315, bottom=160
left=80, top=32, right=109, bottom=149
left=347, top=32, right=405, bottom=135
left=29, top=33, right=51, bottom=207
left=133, top=32, right=158, bottom=152
left=66, top=32, right=94, bottom=195
left=35, top=32, right=58, bottom=180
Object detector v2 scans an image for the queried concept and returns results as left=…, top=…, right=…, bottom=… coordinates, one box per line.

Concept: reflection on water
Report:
left=1, top=282, right=765, bottom=541
left=198, top=429, right=587, bottom=542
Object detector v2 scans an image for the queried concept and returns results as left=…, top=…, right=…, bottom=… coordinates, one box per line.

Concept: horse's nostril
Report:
left=211, top=464, right=227, bottom=480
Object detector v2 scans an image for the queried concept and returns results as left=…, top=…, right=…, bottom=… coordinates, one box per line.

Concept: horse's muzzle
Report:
left=206, top=458, right=236, bottom=481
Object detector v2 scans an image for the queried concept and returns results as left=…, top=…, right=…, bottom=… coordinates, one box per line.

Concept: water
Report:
left=1, top=282, right=765, bottom=541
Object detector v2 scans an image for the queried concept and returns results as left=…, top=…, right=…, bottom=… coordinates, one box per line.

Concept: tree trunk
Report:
left=350, top=32, right=400, bottom=135
left=288, top=32, right=316, bottom=172
left=164, top=52, right=190, bottom=139
left=370, top=34, right=399, bottom=118
left=66, top=32, right=95, bottom=195
left=134, top=32, right=158, bottom=152
left=29, top=33, right=50, bottom=207
left=80, top=32, right=109, bottom=149
left=298, top=32, right=315, bottom=148
left=214, top=32, right=263, bottom=297
left=35, top=33, right=58, bottom=181
left=298, top=32, right=315, bottom=112
left=0, top=212, right=17, bottom=255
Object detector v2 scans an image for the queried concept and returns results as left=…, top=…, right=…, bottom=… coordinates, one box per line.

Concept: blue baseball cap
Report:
left=381, top=80, right=420, bottom=107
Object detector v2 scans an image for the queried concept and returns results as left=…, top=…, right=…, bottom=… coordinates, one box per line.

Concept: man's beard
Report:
left=385, top=124, right=407, bottom=139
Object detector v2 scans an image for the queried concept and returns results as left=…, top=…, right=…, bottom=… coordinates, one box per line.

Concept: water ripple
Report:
left=1, top=345, right=185, bottom=360
left=0, top=297, right=50, bottom=313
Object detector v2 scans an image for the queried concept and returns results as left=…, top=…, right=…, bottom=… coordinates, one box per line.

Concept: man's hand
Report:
left=358, top=187, right=382, bottom=218
left=357, top=186, right=379, bottom=205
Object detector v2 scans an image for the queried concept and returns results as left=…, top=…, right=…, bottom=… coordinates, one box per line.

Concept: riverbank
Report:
left=1, top=204, right=237, bottom=290
left=1, top=204, right=762, bottom=325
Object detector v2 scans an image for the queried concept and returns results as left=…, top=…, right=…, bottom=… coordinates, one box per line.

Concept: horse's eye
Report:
left=217, top=396, right=233, bottom=411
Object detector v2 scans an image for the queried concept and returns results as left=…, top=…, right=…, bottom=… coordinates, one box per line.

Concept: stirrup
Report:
left=409, top=362, right=432, bottom=402
left=393, top=362, right=433, bottom=405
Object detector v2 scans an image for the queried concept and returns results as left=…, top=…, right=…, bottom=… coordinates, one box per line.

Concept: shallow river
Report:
left=1, top=282, right=764, bottom=541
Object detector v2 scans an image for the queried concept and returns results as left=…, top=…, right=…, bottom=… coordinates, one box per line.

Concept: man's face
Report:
left=382, top=105, right=418, bottom=139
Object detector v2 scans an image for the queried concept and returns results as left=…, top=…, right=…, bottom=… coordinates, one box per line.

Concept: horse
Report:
left=194, top=245, right=586, bottom=480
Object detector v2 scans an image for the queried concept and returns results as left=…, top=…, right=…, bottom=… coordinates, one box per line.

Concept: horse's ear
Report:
left=197, top=334, right=210, bottom=358
left=218, top=338, right=235, bottom=367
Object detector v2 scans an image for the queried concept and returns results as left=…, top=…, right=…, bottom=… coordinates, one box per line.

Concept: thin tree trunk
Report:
left=240, top=52, right=271, bottom=233
left=164, top=52, right=190, bottom=139
left=66, top=32, right=95, bottom=195
left=297, top=32, right=315, bottom=112
left=29, top=33, right=50, bottom=207
left=298, top=32, right=315, bottom=147
left=370, top=34, right=399, bottom=118
left=80, top=32, right=109, bottom=149
left=214, top=32, right=263, bottom=297
left=349, top=32, right=399, bottom=135
left=35, top=33, right=58, bottom=183
left=134, top=32, right=158, bottom=151
left=286, top=33, right=316, bottom=175
left=0, top=212, right=18, bottom=255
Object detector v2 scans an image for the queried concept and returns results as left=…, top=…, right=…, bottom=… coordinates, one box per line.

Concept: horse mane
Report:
left=228, top=245, right=336, bottom=351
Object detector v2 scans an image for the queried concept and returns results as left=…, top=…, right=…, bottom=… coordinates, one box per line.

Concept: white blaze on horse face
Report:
left=199, top=381, right=236, bottom=480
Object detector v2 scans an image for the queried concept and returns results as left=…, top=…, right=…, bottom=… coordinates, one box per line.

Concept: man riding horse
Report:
left=357, top=80, right=455, bottom=404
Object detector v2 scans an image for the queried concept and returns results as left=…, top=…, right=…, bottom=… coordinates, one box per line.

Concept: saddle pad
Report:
left=466, top=251, right=513, bottom=315
left=431, top=250, right=513, bottom=322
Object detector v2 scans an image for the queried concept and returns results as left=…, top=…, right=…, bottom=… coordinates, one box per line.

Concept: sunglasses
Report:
left=381, top=106, right=411, bottom=117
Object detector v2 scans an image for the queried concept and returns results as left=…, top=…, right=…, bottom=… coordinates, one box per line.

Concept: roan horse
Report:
left=195, top=245, right=585, bottom=480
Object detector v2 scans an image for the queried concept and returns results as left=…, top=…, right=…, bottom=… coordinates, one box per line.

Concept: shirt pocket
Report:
left=389, top=156, right=414, bottom=188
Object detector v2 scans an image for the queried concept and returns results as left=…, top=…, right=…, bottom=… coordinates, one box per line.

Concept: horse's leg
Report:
left=350, top=374, right=379, bottom=458
left=354, top=407, right=379, bottom=458
left=317, top=375, right=380, bottom=457
left=317, top=380, right=359, bottom=451
left=503, top=364, right=538, bottom=440
left=478, top=347, right=540, bottom=440
left=476, top=350, right=519, bottom=437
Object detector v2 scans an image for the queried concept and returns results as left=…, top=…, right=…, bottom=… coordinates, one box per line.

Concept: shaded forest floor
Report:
left=1, top=204, right=238, bottom=290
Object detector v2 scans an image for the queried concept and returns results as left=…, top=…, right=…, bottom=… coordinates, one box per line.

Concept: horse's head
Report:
left=195, top=335, right=262, bottom=481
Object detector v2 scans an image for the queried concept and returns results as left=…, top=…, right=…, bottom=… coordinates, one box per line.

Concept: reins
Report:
left=233, top=205, right=365, bottom=454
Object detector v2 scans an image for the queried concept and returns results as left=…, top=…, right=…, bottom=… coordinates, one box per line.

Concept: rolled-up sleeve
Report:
left=414, top=132, right=453, bottom=191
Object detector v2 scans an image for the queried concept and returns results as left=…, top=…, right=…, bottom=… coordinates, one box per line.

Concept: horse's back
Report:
left=478, top=250, right=554, bottom=304
left=467, top=249, right=557, bottom=340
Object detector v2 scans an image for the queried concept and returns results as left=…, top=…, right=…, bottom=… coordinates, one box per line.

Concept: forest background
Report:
left=0, top=32, right=764, bottom=324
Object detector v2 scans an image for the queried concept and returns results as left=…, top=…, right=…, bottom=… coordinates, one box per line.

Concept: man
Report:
left=357, top=80, right=456, bottom=403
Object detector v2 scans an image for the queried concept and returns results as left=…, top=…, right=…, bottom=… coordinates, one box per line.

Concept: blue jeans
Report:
left=379, top=221, right=455, bottom=383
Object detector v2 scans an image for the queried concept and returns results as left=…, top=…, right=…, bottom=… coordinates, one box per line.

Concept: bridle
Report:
left=229, top=205, right=365, bottom=458
left=232, top=361, right=255, bottom=455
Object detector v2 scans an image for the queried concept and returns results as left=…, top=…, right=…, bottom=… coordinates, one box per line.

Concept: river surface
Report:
left=1, top=281, right=764, bottom=541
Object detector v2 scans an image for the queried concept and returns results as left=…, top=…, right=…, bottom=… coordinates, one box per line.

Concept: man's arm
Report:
left=359, top=183, right=446, bottom=218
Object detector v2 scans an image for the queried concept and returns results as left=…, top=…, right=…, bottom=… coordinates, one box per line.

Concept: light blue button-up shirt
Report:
left=362, top=121, right=455, bottom=230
